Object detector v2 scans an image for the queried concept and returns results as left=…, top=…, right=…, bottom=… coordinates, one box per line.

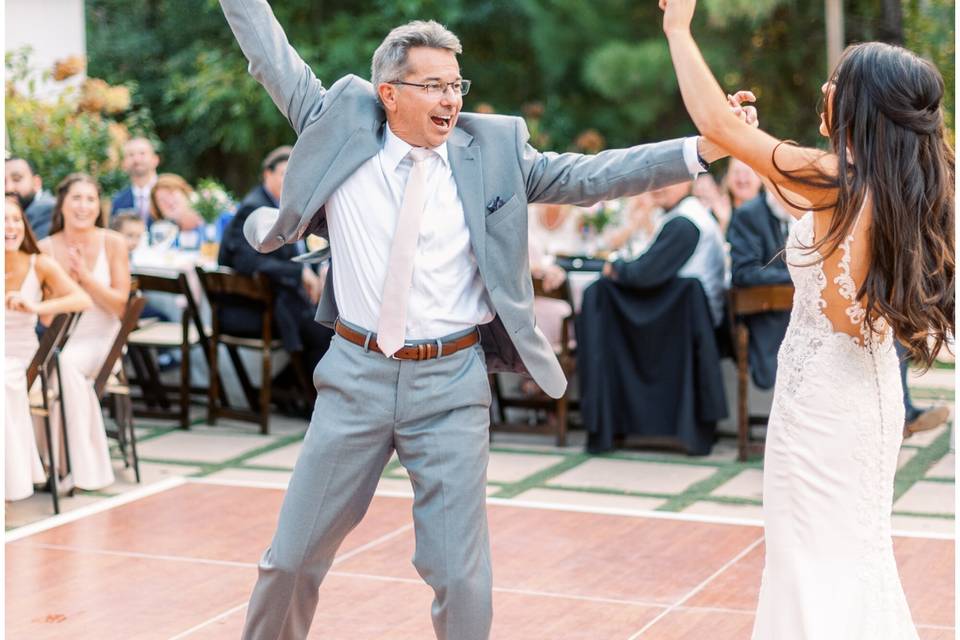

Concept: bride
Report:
left=658, top=1, right=954, bottom=638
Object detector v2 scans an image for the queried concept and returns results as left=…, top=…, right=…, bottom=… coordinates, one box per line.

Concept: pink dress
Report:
left=53, top=233, right=119, bottom=490
left=5, top=256, right=49, bottom=500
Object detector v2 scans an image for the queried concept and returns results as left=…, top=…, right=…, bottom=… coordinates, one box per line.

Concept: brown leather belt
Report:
left=334, top=319, right=480, bottom=360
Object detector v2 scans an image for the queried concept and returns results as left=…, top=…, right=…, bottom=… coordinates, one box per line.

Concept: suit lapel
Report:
left=294, top=121, right=382, bottom=238
left=448, top=128, right=486, bottom=274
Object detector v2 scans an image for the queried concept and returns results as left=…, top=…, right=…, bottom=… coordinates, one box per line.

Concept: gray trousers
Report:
left=241, top=328, right=493, bottom=640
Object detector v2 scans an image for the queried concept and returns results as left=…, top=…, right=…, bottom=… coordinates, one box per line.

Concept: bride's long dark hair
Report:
left=775, top=42, right=954, bottom=369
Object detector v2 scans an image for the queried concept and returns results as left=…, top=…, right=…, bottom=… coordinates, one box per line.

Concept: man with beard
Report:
left=5, top=157, right=55, bottom=238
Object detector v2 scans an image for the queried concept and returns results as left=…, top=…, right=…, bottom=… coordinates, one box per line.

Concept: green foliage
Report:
left=904, top=0, right=955, bottom=137
left=702, top=0, right=786, bottom=26
left=191, top=177, right=236, bottom=224
left=5, top=48, right=152, bottom=195
left=83, top=0, right=955, bottom=192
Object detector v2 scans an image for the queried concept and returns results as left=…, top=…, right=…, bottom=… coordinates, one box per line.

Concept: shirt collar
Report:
left=382, top=123, right=448, bottom=171
left=132, top=175, right=157, bottom=197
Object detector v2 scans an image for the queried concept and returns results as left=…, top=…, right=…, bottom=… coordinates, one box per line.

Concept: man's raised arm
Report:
left=220, top=0, right=326, bottom=134
left=519, top=119, right=693, bottom=206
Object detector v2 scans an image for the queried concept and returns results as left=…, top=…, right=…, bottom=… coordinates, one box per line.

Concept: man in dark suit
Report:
left=111, top=137, right=160, bottom=223
left=5, top=157, right=55, bottom=238
left=727, top=190, right=792, bottom=390
left=217, top=146, right=333, bottom=375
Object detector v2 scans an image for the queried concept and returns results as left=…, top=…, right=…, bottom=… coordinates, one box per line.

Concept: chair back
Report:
left=26, top=313, right=79, bottom=389
left=195, top=266, right=275, bottom=339
left=729, top=284, right=794, bottom=317
left=94, top=292, right=148, bottom=397
left=532, top=275, right=573, bottom=304
left=195, top=266, right=273, bottom=305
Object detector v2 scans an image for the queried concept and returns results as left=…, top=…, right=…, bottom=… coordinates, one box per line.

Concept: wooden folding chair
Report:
left=26, top=312, right=81, bottom=514
left=728, top=284, right=794, bottom=461
left=126, top=270, right=217, bottom=429
left=196, top=266, right=312, bottom=434
left=490, top=276, right=576, bottom=446
left=95, top=292, right=148, bottom=482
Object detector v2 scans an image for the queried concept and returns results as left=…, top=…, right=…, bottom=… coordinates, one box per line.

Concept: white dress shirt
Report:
left=324, top=127, right=705, bottom=339
left=132, top=175, right=158, bottom=221
left=325, top=125, right=494, bottom=340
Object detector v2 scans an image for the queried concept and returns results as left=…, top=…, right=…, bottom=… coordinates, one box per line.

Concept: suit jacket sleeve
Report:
left=219, top=0, right=326, bottom=134
left=223, top=207, right=303, bottom=289
left=517, top=119, right=693, bottom=205
left=727, top=208, right=791, bottom=287
left=610, top=217, right=699, bottom=289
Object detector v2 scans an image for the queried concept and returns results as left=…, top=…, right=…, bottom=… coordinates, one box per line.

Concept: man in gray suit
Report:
left=221, top=2, right=730, bottom=638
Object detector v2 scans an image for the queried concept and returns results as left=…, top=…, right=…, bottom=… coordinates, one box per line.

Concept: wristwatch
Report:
left=696, top=149, right=710, bottom=172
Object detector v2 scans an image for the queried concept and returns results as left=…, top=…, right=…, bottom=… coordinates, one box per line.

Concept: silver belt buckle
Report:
left=387, top=341, right=416, bottom=360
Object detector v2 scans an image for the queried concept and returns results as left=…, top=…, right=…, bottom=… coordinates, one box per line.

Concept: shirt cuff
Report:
left=682, top=136, right=706, bottom=177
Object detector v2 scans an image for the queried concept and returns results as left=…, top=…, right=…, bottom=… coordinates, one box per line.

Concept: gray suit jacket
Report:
left=221, top=0, right=695, bottom=399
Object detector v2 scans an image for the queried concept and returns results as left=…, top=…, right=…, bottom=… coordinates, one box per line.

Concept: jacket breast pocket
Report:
left=484, top=194, right=522, bottom=229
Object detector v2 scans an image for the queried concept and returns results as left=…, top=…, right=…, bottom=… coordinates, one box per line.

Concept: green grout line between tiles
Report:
left=658, top=466, right=746, bottom=512
left=894, top=426, right=953, bottom=502
left=488, top=453, right=592, bottom=499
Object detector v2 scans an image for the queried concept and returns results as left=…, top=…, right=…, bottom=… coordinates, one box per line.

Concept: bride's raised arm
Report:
left=659, top=0, right=836, bottom=218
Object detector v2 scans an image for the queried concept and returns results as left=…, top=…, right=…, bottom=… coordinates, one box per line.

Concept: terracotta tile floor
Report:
left=6, top=481, right=954, bottom=639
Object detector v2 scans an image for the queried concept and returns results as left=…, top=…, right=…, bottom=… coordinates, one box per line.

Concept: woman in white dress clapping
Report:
left=39, top=174, right=132, bottom=491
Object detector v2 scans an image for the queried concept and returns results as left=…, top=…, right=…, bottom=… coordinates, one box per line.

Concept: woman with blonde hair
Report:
left=149, top=173, right=204, bottom=230
left=5, top=195, right=91, bottom=500
left=39, top=173, right=132, bottom=490
left=660, top=1, right=953, bottom=636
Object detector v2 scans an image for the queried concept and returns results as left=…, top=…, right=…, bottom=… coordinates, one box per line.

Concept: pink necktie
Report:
left=377, top=147, right=433, bottom=356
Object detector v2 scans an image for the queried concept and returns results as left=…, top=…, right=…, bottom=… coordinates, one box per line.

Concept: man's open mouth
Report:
left=430, top=114, right=453, bottom=130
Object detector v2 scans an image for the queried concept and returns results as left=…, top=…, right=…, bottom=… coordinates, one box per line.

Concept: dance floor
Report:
left=6, top=478, right=955, bottom=639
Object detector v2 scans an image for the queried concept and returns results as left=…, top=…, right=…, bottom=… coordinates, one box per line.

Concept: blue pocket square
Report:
left=486, top=196, right=506, bottom=213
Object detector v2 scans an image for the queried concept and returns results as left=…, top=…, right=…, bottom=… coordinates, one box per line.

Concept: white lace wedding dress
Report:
left=752, top=210, right=918, bottom=639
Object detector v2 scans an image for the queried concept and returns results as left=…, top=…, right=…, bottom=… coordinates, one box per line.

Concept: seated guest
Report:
left=39, top=174, right=132, bottom=491
left=110, top=211, right=171, bottom=326
left=5, top=157, right=56, bottom=239
left=527, top=203, right=582, bottom=350
left=5, top=195, right=92, bottom=501
left=692, top=172, right=731, bottom=232
left=603, top=192, right=660, bottom=258
left=720, top=158, right=762, bottom=233
left=111, top=136, right=160, bottom=223
left=726, top=190, right=793, bottom=389
left=110, top=211, right=147, bottom=254
left=218, top=146, right=333, bottom=375
left=603, top=181, right=726, bottom=327
left=578, top=181, right=728, bottom=455
left=150, top=173, right=204, bottom=231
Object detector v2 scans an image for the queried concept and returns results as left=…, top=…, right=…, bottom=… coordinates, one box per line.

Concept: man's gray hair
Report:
left=371, top=20, right=462, bottom=92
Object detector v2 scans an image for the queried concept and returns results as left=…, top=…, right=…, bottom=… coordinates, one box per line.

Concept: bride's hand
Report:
left=659, top=0, right=697, bottom=35
left=727, top=90, right=759, bottom=128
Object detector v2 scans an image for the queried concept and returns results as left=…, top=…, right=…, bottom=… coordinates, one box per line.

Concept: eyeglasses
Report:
left=389, top=79, right=471, bottom=97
